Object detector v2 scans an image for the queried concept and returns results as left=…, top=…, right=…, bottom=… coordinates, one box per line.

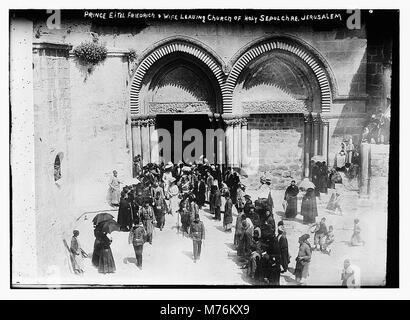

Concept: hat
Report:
left=299, top=234, right=310, bottom=242
left=164, top=162, right=173, bottom=170
left=244, top=194, right=252, bottom=200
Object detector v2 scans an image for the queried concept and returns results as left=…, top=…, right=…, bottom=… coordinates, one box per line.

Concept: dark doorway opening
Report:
left=155, top=114, right=221, bottom=165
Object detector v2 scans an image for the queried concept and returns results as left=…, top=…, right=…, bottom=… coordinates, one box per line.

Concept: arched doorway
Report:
left=130, top=41, right=225, bottom=167
left=227, top=38, right=333, bottom=181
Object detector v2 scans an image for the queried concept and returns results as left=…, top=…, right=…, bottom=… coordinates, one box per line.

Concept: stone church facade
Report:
left=10, top=10, right=394, bottom=281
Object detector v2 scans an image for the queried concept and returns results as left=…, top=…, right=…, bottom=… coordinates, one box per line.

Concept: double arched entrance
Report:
left=130, top=37, right=334, bottom=179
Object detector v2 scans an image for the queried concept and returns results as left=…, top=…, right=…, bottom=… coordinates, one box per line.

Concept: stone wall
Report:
left=247, top=114, right=304, bottom=189
left=32, top=43, right=76, bottom=279
left=369, top=144, right=390, bottom=201
left=30, top=44, right=131, bottom=279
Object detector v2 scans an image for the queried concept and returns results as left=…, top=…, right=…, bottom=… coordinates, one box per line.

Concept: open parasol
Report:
left=92, top=212, right=115, bottom=225
left=123, top=177, right=141, bottom=186
left=233, top=167, right=248, bottom=178
left=310, top=155, right=327, bottom=162
left=100, top=219, right=121, bottom=234
left=298, top=178, right=315, bottom=190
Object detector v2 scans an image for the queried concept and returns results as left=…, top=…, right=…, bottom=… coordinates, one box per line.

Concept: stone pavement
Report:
left=60, top=187, right=387, bottom=286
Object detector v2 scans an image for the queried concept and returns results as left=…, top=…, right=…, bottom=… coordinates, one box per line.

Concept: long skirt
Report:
left=92, top=239, right=101, bottom=267
left=107, top=187, right=120, bottom=206
left=285, top=196, right=298, bottom=218
left=295, top=261, right=309, bottom=280
left=98, top=247, right=116, bottom=274
left=301, top=198, right=318, bottom=224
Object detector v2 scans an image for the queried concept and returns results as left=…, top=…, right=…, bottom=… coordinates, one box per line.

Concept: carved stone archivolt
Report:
left=148, top=101, right=214, bottom=114
left=131, top=116, right=156, bottom=127
left=223, top=116, right=248, bottom=127
left=242, top=100, right=309, bottom=114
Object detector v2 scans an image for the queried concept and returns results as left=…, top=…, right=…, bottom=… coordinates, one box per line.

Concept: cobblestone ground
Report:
left=62, top=185, right=387, bottom=286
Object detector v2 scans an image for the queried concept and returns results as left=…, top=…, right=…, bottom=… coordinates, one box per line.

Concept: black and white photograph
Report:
left=8, top=6, right=399, bottom=290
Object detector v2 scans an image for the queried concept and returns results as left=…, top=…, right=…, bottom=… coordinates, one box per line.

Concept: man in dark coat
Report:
left=189, top=213, right=205, bottom=263
left=261, top=235, right=281, bottom=285
left=213, top=186, right=222, bottom=221
left=277, top=221, right=290, bottom=273
left=262, top=210, right=276, bottom=235
left=117, top=192, right=132, bottom=231
left=284, top=180, right=299, bottom=218
left=128, top=221, right=146, bottom=269
left=197, top=177, right=206, bottom=208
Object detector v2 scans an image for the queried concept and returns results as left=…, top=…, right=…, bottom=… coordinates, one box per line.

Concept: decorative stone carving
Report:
left=148, top=101, right=214, bottom=114
left=242, top=100, right=309, bottom=114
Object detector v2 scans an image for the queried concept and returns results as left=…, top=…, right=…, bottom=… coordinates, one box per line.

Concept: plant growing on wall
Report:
left=73, top=41, right=108, bottom=65
left=128, top=49, right=137, bottom=63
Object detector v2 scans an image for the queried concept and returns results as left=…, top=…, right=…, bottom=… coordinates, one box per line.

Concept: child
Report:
left=70, top=230, right=87, bottom=275
left=350, top=218, right=364, bottom=246
left=322, top=225, right=335, bottom=255
left=312, top=217, right=327, bottom=251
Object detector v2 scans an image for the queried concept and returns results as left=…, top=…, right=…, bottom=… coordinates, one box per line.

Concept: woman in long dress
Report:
left=92, top=223, right=103, bottom=267
left=284, top=180, right=299, bottom=218
left=107, top=170, right=121, bottom=206
left=301, top=188, right=318, bottom=224
left=98, top=232, right=116, bottom=274
left=197, top=177, right=206, bottom=208
left=223, top=193, right=233, bottom=232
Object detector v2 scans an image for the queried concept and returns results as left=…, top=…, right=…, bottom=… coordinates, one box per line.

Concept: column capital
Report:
left=222, top=114, right=249, bottom=126
left=303, top=113, right=313, bottom=123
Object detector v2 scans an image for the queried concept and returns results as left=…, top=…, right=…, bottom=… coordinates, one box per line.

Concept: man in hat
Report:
left=295, top=234, right=312, bottom=285
left=141, top=201, right=156, bottom=244
left=277, top=221, right=290, bottom=274
left=189, top=213, right=205, bottom=263
left=128, top=220, right=146, bottom=269
left=213, top=185, right=222, bottom=221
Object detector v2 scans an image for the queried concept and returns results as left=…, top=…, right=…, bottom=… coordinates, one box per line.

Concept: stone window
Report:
left=54, top=153, right=63, bottom=182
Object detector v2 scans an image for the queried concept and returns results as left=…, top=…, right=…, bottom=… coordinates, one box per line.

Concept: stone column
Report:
left=140, top=119, right=150, bottom=166
left=359, top=143, right=371, bottom=196
left=233, top=119, right=241, bottom=167
left=241, top=118, right=248, bottom=168
left=149, top=117, right=158, bottom=164
left=312, top=114, right=320, bottom=156
left=304, top=113, right=313, bottom=177
left=225, top=119, right=234, bottom=167
left=131, top=120, right=142, bottom=160
left=322, top=121, right=329, bottom=165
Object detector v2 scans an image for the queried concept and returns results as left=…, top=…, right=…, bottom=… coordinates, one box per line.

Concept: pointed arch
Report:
left=130, top=39, right=226, bottom=115
left=225, top=38, right=333, bottom=113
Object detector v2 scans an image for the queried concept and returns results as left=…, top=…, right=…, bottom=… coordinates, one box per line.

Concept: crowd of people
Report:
left=67, top=152, right=364, bottom=287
